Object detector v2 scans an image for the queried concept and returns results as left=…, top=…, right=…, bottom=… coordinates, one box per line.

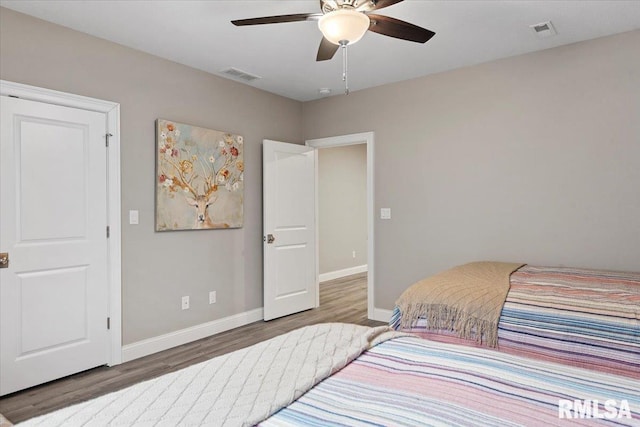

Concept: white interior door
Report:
left=263, top=140, right=316, bottom=321
left=0, top=96, right=110, bottom=395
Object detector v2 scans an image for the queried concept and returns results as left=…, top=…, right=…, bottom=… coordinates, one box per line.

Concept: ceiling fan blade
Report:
left=231, top=13, right=321, bottom=26
left=317, top=37, right=340, bottom=61
left=356, top=0, right=404, bottom=12
left=367, top=14, right=435, bottom=43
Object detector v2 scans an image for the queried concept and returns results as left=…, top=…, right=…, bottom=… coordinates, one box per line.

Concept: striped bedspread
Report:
left=499, top=265, right=640, bottom=378
left=391, top=265, right=640, bottom=379
left=261, top=336, right=640, bottom=426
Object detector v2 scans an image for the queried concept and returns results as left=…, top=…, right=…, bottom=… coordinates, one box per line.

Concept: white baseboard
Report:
left=121, top=304, right=389, bottom=362
left=319, top=264, right=368, bottom=283
left=121, top=308, right=263, bottom=362
left=371, top=308, right=393, bottom=323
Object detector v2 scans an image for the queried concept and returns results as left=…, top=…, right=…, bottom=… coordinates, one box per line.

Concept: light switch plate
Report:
left=129, top=210, right=139, bottom=225
left=380, top=208, right=391, bottom=220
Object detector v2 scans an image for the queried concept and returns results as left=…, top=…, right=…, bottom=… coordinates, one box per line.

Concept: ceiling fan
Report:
left=231, top=0, right=436, bottom=62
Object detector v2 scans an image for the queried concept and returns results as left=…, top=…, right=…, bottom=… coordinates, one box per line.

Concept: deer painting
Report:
left=186, top=193, right=217, bottom=229
left=156, top=120, right=243, bottom=231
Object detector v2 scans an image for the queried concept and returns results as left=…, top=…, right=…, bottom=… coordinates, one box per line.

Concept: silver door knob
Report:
left=266, top=234, right=275, bottom=244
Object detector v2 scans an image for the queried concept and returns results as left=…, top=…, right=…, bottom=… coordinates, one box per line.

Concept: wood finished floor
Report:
left=0, top=273, right=383, bottom=423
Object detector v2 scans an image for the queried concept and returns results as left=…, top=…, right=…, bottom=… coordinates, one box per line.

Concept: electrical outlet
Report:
left=352, top=250, right=356, bottom=258
left=209, top=291, right=217, bottom=304
left=181, top=296, right=189, bottom=310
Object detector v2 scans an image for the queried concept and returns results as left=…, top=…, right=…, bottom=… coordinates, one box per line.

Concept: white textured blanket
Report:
left=20, top=323, right=402, bottom=427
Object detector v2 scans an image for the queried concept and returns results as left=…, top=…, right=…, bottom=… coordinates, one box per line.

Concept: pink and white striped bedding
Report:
left=391, top=265, right=640, bottom=379
left=261, top=336, right=640, bottom=426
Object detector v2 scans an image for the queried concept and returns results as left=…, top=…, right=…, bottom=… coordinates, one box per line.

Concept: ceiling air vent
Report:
left=529, top=21, right=557, bottom=38
left=221, top=67, right=262, bottom=82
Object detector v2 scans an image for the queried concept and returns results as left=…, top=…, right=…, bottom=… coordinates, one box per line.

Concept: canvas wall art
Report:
left=156, top=119, right=244, bottom=231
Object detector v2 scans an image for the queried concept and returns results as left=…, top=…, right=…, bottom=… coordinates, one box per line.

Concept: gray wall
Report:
left=318, top=145, right=367, bottom=275
left=303, top=30, right=640, bottom=310
left=0, top=8, right=303, bottom=344
left=3, top=6, right=639, bottom=334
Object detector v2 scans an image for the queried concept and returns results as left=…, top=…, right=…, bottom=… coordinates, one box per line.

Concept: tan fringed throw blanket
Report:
left=396, top=261, right=524, bottom=347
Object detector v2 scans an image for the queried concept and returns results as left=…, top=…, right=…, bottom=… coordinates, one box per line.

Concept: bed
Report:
left=262, top=335, right=639, bottom=426
left=17, top=264, right=640, bottom=426
left=391, top=263, right=640, bottom=379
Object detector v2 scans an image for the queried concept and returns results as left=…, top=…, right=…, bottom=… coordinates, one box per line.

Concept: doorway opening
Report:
left=306, top=132, right=374, bottom=319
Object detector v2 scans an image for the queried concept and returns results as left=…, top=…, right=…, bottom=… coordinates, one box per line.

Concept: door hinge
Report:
left=107, top=317, right=111, bottom=330
left=106, top=133, right=113, bottom=147
left=106, top=226, right=110, bottom=238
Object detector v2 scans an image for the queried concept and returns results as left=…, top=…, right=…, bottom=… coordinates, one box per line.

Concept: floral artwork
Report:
left=155, top=119, right=243, bottom=231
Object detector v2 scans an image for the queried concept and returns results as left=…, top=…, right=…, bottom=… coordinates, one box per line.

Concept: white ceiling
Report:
left=2, top=1, right=639, bottom=101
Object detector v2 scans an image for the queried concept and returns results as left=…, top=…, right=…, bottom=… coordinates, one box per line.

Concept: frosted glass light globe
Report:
left=318, top=9, right=370, bottom=45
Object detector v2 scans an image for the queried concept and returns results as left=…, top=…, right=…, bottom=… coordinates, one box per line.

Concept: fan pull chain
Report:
left=341, top=41, right=350, bottom=95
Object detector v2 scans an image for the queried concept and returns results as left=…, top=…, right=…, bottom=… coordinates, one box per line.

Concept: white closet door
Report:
left=0, top=96, right=109, bottom=395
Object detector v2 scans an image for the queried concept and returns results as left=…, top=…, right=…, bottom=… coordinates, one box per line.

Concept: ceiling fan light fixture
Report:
left=318, top=9, right=370, bottom=45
